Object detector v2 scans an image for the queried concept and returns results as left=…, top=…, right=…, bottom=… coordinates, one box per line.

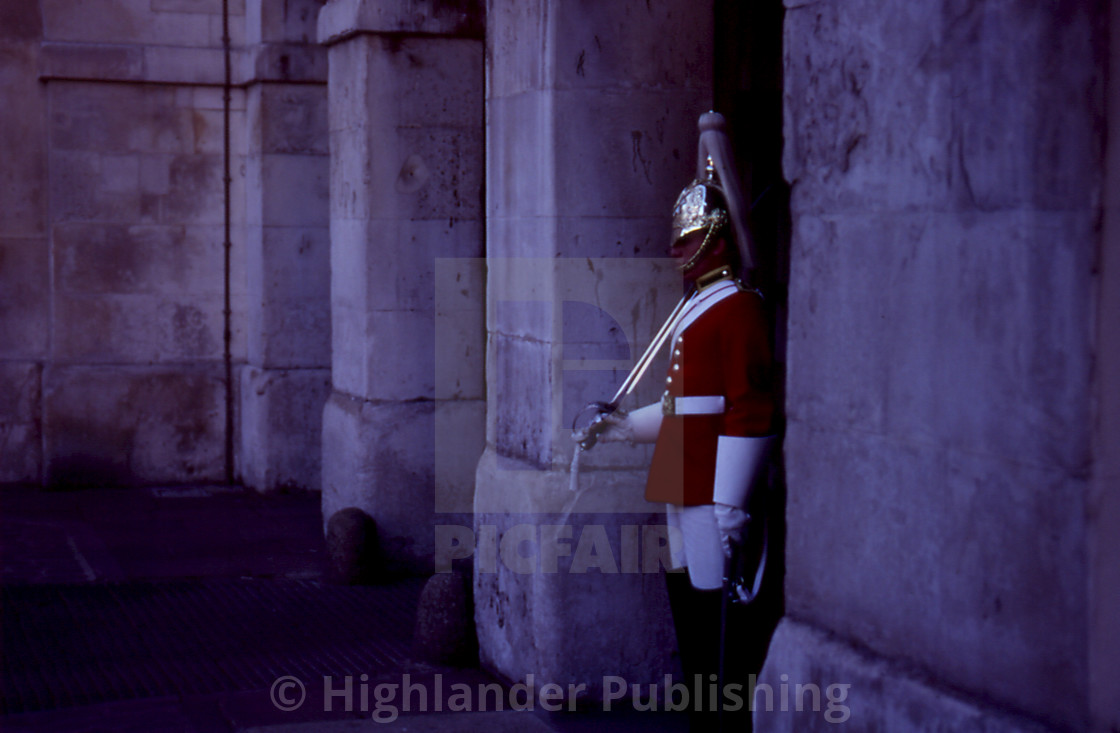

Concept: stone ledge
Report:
left=40, top=41, right=246, bottom=86
left=317, top=0, right=483, bottom=46
left=756, top=618, right=1062, bottom=732
left=39, top=41, right=327, bottom=86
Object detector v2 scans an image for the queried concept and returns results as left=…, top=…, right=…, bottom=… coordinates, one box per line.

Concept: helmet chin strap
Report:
left=677, top=215, right=727, bottom=274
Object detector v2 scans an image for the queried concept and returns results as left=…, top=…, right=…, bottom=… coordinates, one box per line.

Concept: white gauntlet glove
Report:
left=571, top=411, right=630, bottom=446
left=714, top=502, right=750, bottom=558
left=593, top=411, right=635, bottom=443
left=571, top=403, right=663, bottom=446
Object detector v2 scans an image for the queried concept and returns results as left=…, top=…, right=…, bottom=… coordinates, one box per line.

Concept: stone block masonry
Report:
left=473, top=0, right=716, bottom=703
left=760, top=0, right=1117, bottom=730
left=318, top=0, right=486, bottom=573
left=2, top=0, right=331, bottom=489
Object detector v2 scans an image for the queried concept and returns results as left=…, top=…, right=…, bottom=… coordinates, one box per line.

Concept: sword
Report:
left=571, top=290, right=694, bottom=451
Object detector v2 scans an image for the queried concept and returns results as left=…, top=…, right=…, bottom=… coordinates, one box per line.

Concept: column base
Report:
left=472, top=446, right=677, bottom=702
left=321, top=390, right=484, bottom=575
left=755, top=619, right=1057, bottom=732
left=239, top=366, right=331, bottom=492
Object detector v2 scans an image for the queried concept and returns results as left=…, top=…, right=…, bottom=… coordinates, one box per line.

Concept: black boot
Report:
left=665, top=572, right=727, bottom=732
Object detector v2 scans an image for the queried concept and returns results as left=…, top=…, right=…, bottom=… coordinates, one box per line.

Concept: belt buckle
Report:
left=661, top=393, right=675, bottom=417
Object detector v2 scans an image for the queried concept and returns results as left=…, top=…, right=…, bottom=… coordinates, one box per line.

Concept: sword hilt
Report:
left=572, top=401, right=619, bottom=451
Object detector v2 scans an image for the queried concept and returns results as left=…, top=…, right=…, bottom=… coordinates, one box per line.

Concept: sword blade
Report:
left=610, top=291, right=692, bottom=405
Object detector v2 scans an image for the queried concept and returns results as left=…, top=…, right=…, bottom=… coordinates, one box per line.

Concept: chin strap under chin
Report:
left=677, top=214, right=727, bottom=274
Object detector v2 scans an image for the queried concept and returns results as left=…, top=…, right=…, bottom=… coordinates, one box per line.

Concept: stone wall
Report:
left=317, top=0, right=487, bottom=573
left=0, top=3, right=49, bottom=482
left=760, top=0, right=1115, bottom=730
left=1090, top=1, right=1120, bottom=728
left=39, top=0, right=250, bottom=487
left=473, top=0, right=715, bottom=700
left=239, top=0, right=331, bottom=491
left=0, top=0, right=330, bottom=490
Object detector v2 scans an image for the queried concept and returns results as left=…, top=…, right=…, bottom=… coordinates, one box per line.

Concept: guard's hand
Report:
left=714, top=502, right=749, bottom=558
left=595, top=411, right=634, bottom=443
left=571, top=410, right=632, bottom=447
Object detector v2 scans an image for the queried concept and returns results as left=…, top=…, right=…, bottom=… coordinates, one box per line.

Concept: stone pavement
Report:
left=0, top=485, right=688, bottom=732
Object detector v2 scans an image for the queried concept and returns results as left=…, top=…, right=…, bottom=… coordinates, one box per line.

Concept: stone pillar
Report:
left=239, top=0, right=332, bottom=492
left=759, top=1, right=1112, bottom=730
left=0, top=3, right=47, bottom=483
left=1090, top=2, right=1120, bottom=729
left=318, top=0, right=486, bottom=573
left=474, top=0, right=713, bottom=699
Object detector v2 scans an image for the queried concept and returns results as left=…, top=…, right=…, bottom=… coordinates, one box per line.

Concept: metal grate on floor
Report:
left=0, top=578, right=425, bottom=714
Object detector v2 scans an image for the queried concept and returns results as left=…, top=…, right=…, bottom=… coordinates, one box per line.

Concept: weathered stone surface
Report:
left=233, top=9, right=331, bottom=495
left=325, top=506, right=380, bottom=584
left=786, top=211, right=1094, bottom=472
left=1090, top=5, right=1120, bottom=728
left=54, top=224, right=225, bottom=296
left=758, top=619, right=1055, bottom=732
left=152, top=0, right=245, bottom=15
left=0, top=362, right=42, bottom=483
left=783, top=423, right=1086, bottom=721
left=327, top=39, right=483, bottom=221
left=432, top=399, right=485, bottom=514
left=473, top=451, right=677, bottom=699
left=251, top=154, right=329, bottom=227
left=549, top=2, right=713, bottom=93
left=0, top=41, right=47, bottom=239
left=5, top=0, right=327, bottom=495
left=48, top=82, right=248, bottom=162
left=321, top=394, right=439, bottom=575
left=0, top=238, right=50, bottom=360
left=239, top=366, right=331, bottom=491
left=413, top=570, right=476, bottom=665
left=782, top=0, right=1102, bottom=216
left=44, top=366, right=227, bottom=487
left=474, top=0, right=715, bottom=696
left=247, top=292, right=330, bottom=369
left=490, top=334, right=551, bottom=468
left=323, top=6, right=485, bottom=562
left=39, top=42, right=145, bottom=82
left=0, top=2, right=43, bottom=40
left=779, top=0, right=1108, bottom=728
left=52, top=292, right=234, bottom=364
left=321, top=397, right=485, bottom=553
left=41, top=0, right=238, bottom=47
left=317, top=0, right=483, bottom=45
left=249, top=84, right=329, bottom=155
left=433, top=257, right=486, bottom=402
left=249, top=0, right=322, bottom=44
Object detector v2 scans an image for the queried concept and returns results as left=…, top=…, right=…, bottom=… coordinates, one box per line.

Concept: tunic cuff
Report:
left=712, top=434, right=776, bottom=508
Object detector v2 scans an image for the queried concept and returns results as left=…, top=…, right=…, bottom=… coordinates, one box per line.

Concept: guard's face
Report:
left=670, top=231, right=727, bottom=281
left=669, top=230, right=706, bottom=272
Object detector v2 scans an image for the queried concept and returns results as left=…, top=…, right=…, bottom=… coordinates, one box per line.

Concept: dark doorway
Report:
left=714, top=0, right=790, bottom=677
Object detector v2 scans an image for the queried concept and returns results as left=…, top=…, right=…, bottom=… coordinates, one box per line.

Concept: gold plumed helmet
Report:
left=669, top=160, right=729, bottom=273
left=671, top=112, right=755, bottom=275
left=670, top=159, right=728, bottom=247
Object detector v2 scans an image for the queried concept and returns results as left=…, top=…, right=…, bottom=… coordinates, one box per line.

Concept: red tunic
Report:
left=644, top=281, right=775, bottom=506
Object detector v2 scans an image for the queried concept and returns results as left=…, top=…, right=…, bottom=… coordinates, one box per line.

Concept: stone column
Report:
left=1090, top=2, right=1120, bottom=728
left=239, top=0, right=332, bottom=492
left=474, top=0, right=713, bottom=699
left=0, top=3, right=48, bottom=483
left=759, top=1, right=1114, bottom=730
left=318, top=0, right=486, bottom=573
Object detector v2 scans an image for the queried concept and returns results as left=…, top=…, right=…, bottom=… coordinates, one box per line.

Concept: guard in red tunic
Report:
left=587, top=112, right=776, bottom=731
